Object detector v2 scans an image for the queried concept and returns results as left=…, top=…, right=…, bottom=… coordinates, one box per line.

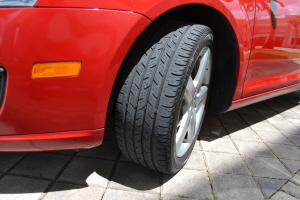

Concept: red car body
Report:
left=0, top=0, right=299, bottom=151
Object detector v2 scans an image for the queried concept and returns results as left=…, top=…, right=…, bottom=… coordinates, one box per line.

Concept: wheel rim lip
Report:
left=175, top=47, right=212, bottom=158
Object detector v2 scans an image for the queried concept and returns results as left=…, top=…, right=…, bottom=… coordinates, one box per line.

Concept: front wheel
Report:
left=115, top=21, right=213, bottom=174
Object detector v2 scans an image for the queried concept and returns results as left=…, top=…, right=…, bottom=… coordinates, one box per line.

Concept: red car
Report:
left=0, top=0, right=299, bottom=174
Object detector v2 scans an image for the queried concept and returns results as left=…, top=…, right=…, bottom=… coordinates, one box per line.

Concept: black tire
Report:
left=115, top=20, right=213, bottom=174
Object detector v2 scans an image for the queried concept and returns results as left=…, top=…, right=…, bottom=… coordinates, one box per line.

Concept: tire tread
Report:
left=115, top=20, right=212, bottom=173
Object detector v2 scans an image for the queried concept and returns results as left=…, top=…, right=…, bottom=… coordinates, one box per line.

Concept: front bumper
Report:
left=0, top=8, right=150, bottom=150
left=0, top=128, right=104, bottom=151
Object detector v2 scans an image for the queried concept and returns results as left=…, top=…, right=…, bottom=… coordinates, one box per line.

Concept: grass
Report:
left=290, top=181, right=297, bottom=185
left=292, top=171, right=299, bottom=176
left=211, top=190, right=218, bottom=200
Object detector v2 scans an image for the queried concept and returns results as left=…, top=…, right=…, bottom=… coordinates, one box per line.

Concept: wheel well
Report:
left=107, top=4, right=238, bottom=124
left=159, top=4, right=238, bottom=113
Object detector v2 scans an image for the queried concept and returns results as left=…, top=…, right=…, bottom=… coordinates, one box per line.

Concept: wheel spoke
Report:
left=193, top=48, right=211, bottom=90
left=202, top=51, right=212, bottom=85
left=196, top=95, right=206, bottom=112
left=176, top=110, right=192, bottom=153
left=185, top=110, right=196, bottom=143
left=195, top=86, right=208, bottom=106
left=194, top=101, right=206, bottom=134
left=176, top=44, right=212, bottom=158
left=183, top=76, right=196, bottom=113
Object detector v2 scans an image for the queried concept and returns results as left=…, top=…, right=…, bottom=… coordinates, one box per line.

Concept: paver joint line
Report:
left=0, top=92, right=299, bottom=200
left=38, top=151, right=80, bottom=200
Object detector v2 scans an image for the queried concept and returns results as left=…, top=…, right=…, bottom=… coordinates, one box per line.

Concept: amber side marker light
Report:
left=32, top=61, right=82, bottom=79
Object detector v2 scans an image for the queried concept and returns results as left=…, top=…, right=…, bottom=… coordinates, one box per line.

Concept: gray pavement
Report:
left=0, top=91, right=300, bottom=200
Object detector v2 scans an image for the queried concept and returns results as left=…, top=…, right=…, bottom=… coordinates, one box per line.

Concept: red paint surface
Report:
left=35, top=0, right=256, bottom=100
left=0, top=128, right=104, bottom=152
left=229, top=82, right=300, bottom=111
left=243, top=0, right=300, bottom=97
left=0, top=8, right=150, bottom=138
left=245, top=71, right=300, bottom=91
left=1, top=0, right=299, bottom=151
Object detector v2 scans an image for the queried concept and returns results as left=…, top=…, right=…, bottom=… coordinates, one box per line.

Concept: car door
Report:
left=243, top=0, right=300, bottom=97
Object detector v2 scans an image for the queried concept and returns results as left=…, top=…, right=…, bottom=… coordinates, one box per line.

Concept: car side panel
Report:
left=35, top=0, right=255, bottom=100
left=229, top=82, right=300, bottom=111
left=0, top=8, right=150, bottom=135
left=243, top=0, right=300, bottom=97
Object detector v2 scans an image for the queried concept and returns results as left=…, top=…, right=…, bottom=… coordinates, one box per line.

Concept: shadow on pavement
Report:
left=0, top=91, right=299, bottom=199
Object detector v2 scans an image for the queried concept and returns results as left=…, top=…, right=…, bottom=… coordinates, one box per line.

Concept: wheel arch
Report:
left=155, top=4, right=241, bottom=113
left=106, top=2, right=253, bottom=128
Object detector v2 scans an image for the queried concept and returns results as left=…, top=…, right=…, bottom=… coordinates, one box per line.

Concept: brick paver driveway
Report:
left=1, top=91, right=300, bottom=200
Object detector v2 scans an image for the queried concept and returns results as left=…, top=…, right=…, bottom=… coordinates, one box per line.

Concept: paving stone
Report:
left=271, top=191, right=298, bottom=200
left=281, top=159, right=300, bottom=174
left=211, top=173, right=265, bottom=200
left=272, top=122, right=300, bottom=136
left=103, top=189, right=159, bottom=200
left=162, top=196, right=198, bottom=200
left=203, top=113, right=223, bottom=127
left=274, top=96, right=297, bottom=108
left=205, top=152, right=250, bottom=175
left=244, top=156, right=291, bottom=179
left=11, top=152, right=71, bottom=180
left=43, top=182, right=105, bottom=200
left=193, top=140, right=201, bottom=150
left=0, top=153, right=26, bottom=172
left=200, top=137, right=238, bottom=154
left=255, top=131, right=294, bottom=145
left=227, top=127, right=262, bottom=142
left=221, top=120, right=248, bottom=130
left=254, top=108, right=278, bottom=120
left=51, top=150, right=78, bottom=155
left=237, top=106, right=257, bottom=114
left=2, top=93, right=300, bottom=200
left=59, top=157, right=114, bottom=187
left=264, top=99, right=289, bottom=112
left=218, top=111, right=242, bottom=120
left=289, top=119, right=300, bottom=129
left=252, top=102, right=272, bottom=110
left=283, top=134, right=300, bottom=146
left=280, top=110, right=300, bottom=121
left=250, top=121, right=279, bottom=133
left=162, top=169, right=212, bottom=199
left=240, top=113, right=265, bottom=124
left=268, top=143, right=300, bottom=160
left=267, top=115, right=290, bottom=125
left=255, top=177, right=287, bottom=198
left=291, top=105, right=300, bottom=115
left=280, top=112, right=300, bottom=129
left=218, top=112, right=245, bottom=125
left=234, top=140, right=276, bottom=158
left=291, top=174, right=300, bottom=186
left=184, top=150, right=206, bottom=170
left=205, top=111, right=219, bottom=118
left=288, top=91, right=300, bottom=98
left=110, top=162, right=160, bottom=193
left=282, top=182, right=300, bottom=198
left=119, top=154, right=135, bottom=163
left=0, top=175, right=50, bottom=200
left=119, top=154, right=133, bottom=162
left=199, top=125, right=228, bottom=137
left=218, top=113, right=246, bottom=127
left=78, top=140, right=120, bottom=160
